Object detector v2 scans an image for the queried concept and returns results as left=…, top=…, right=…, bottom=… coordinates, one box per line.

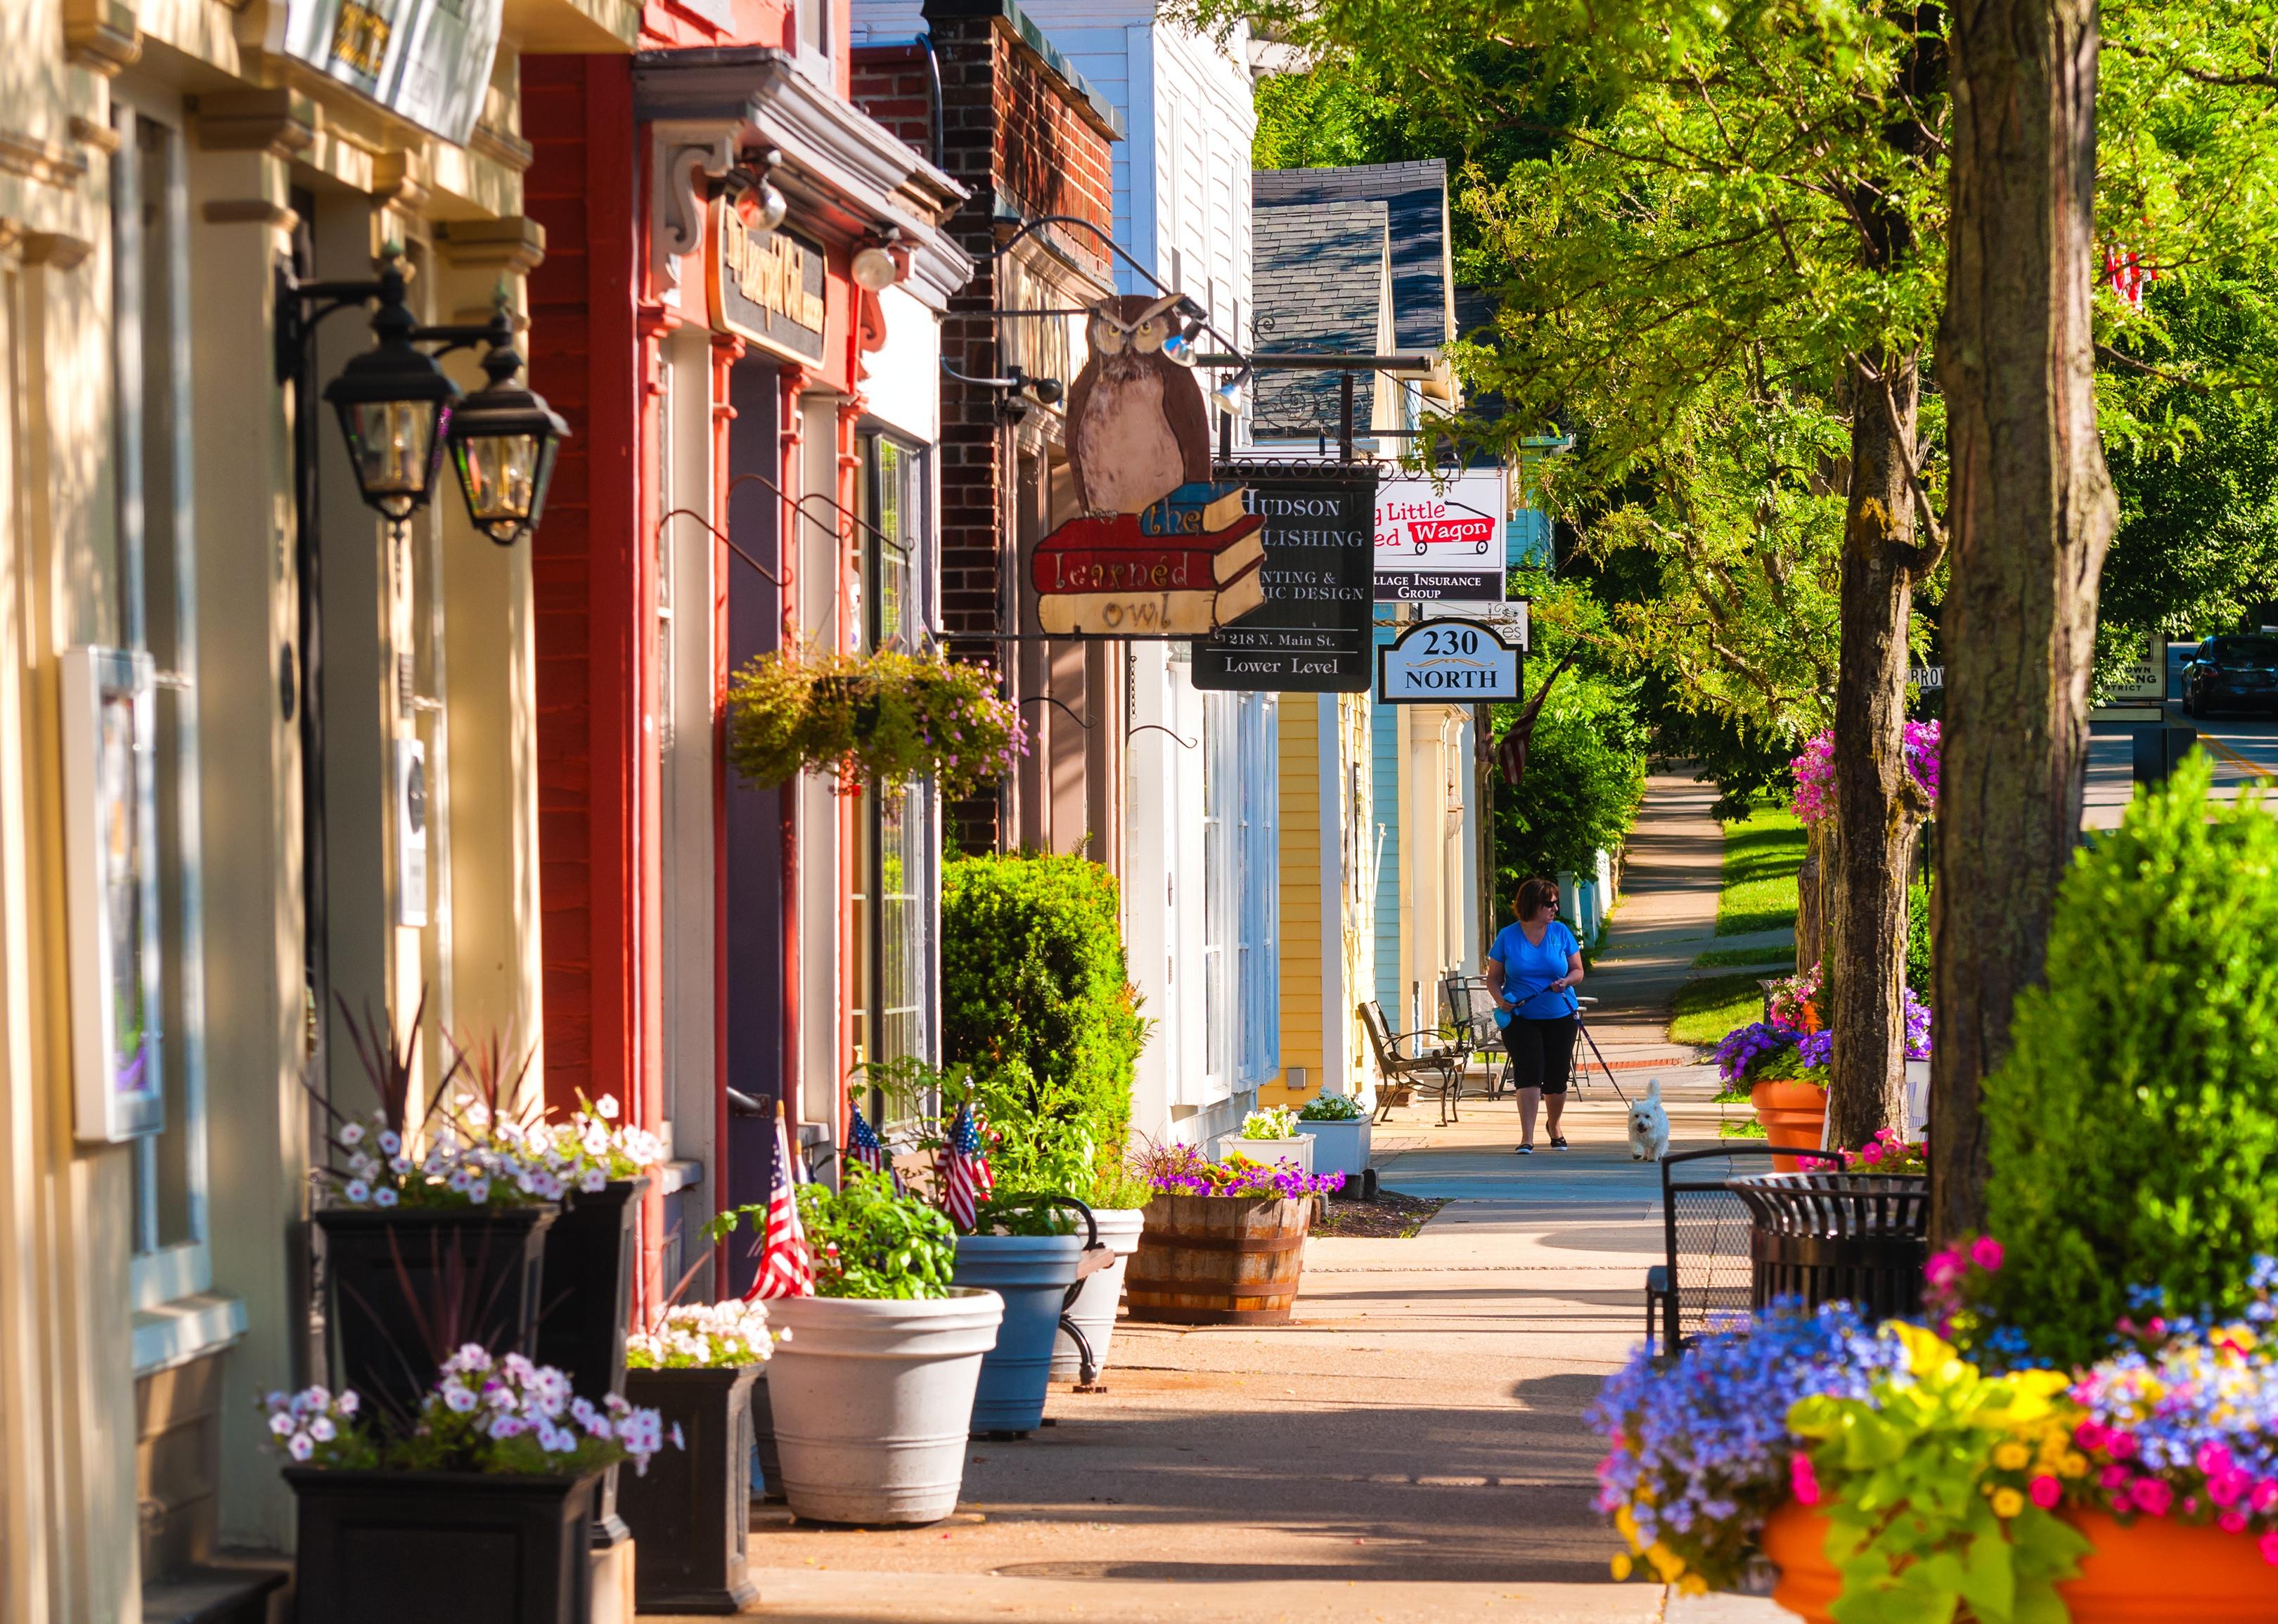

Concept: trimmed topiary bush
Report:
left=941, top=853, right=1149, bottom=1178
left=1986, top=754, right=2278, bottom=1367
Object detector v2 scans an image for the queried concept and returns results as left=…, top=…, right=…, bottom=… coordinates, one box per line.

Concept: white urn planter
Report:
left=1050, top=1207, right=1145, bottom=1384
left=1230, top=1135, right=1313, bottom=1173
left=765, top=1287, right=1003, bottom=1526
left=1296, top=1117, right=1372, bottom=1181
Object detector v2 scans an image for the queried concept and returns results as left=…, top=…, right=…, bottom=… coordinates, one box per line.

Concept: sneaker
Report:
left=1514, top=1144, right=1534, bottom=1155
left=1550, top=1136, right=1569, bottom=1151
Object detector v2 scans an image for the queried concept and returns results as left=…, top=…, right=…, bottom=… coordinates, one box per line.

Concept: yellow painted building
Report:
left=1265, top=690, right=1377, bottom=1107
left=0, top=0, right=632, bottom=1614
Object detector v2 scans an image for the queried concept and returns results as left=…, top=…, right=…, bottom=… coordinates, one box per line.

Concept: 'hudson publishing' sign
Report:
left=1192, top=463, right=1379, bottom=692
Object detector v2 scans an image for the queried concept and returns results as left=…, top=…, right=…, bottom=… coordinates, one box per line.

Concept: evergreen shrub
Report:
left=941, top=853, right=1148, bottom=1180
left=1986, top=754, right=2278, bottom=1365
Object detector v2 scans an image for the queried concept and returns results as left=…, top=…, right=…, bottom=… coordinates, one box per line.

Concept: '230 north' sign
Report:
left=1375, top=619, right=1521, bottom=703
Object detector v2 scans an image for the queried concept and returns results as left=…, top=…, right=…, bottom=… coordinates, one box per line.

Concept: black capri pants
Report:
left=1502, top=1014, right=1578, bottom=1095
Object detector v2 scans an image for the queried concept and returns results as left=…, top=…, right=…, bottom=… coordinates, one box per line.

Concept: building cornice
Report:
left=632, top=47, right=973, bottom=312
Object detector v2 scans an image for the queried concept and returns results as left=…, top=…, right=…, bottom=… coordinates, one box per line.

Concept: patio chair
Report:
left=1358, top=1000, right=1464, bottom=1125
left=1440, top=974, right=1509, bottom=1098
left=1645, top=1142, right=1842, bottom=1358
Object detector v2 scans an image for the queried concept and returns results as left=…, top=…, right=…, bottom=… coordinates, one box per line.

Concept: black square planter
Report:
left=285, top=1467, right=600, bottom=1624
left=534, top=1177, right=648, bottom=1403
left=314, top=1206, right=557, bottom=1425
left=619, top=1365, right=761, bottom=1613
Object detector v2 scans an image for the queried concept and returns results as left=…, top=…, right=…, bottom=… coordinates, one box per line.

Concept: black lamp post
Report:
left=446, top=312, right=569, bottom=546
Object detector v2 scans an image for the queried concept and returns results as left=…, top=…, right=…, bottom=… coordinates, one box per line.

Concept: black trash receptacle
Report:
left=1727, top=1172, right=1929, bottom=1321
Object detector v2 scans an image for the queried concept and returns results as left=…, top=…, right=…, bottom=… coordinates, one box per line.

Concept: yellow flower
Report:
left=1610, top=1554, right=1633, bottom=1583
left=1995, top=1441, right=2031, bottom=1471
left=1990, top=1488, right=2025, bottom=1519
left=1646, top=1543, right=1686, bottom=1583
left=1680, top=1574, right=1709, bottom=1597
left=1614, top=1505, right=1640, bottom=1547
left=2058, top=1452, right=2090, bottom=1479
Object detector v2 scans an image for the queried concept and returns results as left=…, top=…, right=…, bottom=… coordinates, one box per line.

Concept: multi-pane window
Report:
left=1200, top=691, right=1232, bottom=1093
left=852, top=435, right=934, bottom=1081
left=112, top=103, right=210, bottom=1311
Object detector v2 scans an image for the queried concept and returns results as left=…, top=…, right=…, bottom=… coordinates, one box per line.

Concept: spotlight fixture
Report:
left=851, top=226, right=906, bottom=292
left=721, top=148, right=787, bottom=232
left=1214, top=366, right=1252, bottom=411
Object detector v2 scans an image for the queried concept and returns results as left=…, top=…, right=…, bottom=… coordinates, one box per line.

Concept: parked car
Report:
left=2182, top=635, right=2278, bottom=717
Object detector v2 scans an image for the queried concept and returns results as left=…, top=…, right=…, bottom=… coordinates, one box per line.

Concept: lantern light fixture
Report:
left=446, top=309, right=570, bottom=547
left=321, top=262, right=460, bottom=520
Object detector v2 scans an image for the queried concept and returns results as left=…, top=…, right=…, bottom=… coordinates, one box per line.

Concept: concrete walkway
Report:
left=690, top=772, right=1785, bottom=1621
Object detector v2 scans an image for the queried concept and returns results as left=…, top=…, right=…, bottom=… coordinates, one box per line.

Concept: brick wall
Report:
left=854, top=6, right=1116, bottom=853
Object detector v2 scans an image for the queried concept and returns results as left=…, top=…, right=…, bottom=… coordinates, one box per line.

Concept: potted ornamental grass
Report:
left=1295, top=1092, right=1372, bottom=1181
left=308, top=997, right=560, bottom=1424
left=1233, top=1104, right=1314, bottom=1173
left=269, top=1346, right=669, bottom=1624
left=753, top=1164, right=1003, bottom=1526
left=617, top=1297, right=777, bottom=1613
left=1599, top=762, right=2278, bottom=1620
left=1124, top=1142, right=1344, bottom=1327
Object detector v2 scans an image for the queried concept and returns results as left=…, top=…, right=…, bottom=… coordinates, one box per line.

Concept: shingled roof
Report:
left=1251, top=161, right=1453, bottom=351
left=1249, top=198, right=1389, bottom=432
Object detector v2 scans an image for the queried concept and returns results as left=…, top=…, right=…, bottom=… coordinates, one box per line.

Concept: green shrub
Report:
left=1493, top=674, right=1648, bottom=887
left=941, top=853, right=1149, bottom=1183
left=1986, top=754, right=2278, bottom=1366
left=1905, top=878, right=1932, bottom=1000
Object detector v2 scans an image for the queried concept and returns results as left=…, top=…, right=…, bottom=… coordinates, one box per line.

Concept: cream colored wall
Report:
left=1266, top=692, right=1320, bottom=1106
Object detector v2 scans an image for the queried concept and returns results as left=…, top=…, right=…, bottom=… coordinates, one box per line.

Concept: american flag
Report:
left=848, top=1102, right=892, bottom=1178
left=744, top=1109, right=813, bottom=1301
left=937, top=1102, right=994, bottom=1232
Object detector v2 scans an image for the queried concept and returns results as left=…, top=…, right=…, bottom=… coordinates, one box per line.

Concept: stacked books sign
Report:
left=1031, top=482, right=1263, bottom=636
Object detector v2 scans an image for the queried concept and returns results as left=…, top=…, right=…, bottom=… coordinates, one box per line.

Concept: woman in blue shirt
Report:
left=1483, top=876, right=1584, bottom=1154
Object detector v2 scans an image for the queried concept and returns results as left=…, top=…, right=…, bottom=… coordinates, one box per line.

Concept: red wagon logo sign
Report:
left=1402, top=515, right=1495, bottom=553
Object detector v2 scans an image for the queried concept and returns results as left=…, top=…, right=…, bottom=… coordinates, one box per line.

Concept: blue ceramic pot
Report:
left=950, top=1233, right=1084, bottom=1435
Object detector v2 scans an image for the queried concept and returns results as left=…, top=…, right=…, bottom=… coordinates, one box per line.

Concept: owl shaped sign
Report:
left=1028, top=295, right=1263, bottom=638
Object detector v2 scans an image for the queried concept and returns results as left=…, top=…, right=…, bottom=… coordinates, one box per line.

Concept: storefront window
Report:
left=852, top=434, right=934, bottom=1078
left=113, top=103, right=212, bottom=1308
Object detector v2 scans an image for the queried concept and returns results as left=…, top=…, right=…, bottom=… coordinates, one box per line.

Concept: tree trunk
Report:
left=1931, top=0, right=2117, bottom=1242
left=1794, top=833, right=1823, bottom=976
left=1825, top=354, right=1928, bottom=1151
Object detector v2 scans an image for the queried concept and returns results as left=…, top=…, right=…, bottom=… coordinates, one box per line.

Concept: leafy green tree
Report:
left=1492, top=671, right=1649, bottom=887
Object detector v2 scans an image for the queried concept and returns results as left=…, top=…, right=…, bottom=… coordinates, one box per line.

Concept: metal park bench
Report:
left=1440, top=974, right=1509, bottom=1099
left=1358, top=1000, right=1464, bottom=1125
left=1645, top=1143, right=1841, bottom=1358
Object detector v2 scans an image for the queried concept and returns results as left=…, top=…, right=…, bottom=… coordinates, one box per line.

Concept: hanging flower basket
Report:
left=726, top=647, right=1027, bottom=798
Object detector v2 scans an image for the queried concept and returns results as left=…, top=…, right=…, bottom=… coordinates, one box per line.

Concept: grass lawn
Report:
left=1692, top=943, right=1796, bottom=969
left=1718, top=805, right=1807, bottom=936
left=1668, top=971, right=1770, bottom=1046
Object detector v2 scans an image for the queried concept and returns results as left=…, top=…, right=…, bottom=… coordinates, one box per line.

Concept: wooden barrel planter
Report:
left=1124, top=1194, right=1311, bottom=1325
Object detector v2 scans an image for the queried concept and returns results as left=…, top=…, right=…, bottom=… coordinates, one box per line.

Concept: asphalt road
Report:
left=2083, top=707, right=2278, bottom=830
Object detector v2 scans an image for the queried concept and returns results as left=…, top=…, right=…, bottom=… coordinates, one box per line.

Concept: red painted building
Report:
left=526, top=6, right=972, bottom=1301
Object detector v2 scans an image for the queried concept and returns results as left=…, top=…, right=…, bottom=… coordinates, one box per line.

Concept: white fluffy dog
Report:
left=1628, top=1077, right=1671, bottom=1162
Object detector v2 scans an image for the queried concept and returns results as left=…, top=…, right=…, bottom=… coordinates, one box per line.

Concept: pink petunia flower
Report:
left=2130, top=1478, right=2174, bottom=1518
left=2222, top=1511, right=2250, bottom=1535
left=1971, top=1235, right=2005, bottom=1272
left=2029, top=1475, right=2062, bottom=1510
left=1790, top=1451, right=1822, bottom=1507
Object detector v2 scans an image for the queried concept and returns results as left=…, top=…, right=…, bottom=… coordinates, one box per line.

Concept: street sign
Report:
left=1373, top=467, right=1507, bottom=602
left=1192, top=463, right=1379, bottom=692
left=1376, top=619, right=1522, bottom=703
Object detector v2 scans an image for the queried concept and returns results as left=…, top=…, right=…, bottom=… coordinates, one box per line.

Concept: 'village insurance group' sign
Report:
left=1192, top=463, right=1379, bottom=693
left=1374, top=467, right=1508, bottom=602
left=708, top=202, right=828, bottom=365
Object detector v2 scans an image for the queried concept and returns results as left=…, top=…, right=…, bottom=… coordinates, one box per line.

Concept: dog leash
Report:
left=1495, top=978, right=1634, bottom=1107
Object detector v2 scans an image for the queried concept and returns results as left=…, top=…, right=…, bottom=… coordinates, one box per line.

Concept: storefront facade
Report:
left=1, top=0, right=635, bottom=1613
left=525, top=26, right=969, bottom=1297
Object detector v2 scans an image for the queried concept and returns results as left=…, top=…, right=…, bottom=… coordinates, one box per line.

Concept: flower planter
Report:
left=1296, top=1118, right=1371, bottom=1181
left=1750, top=1079, right=1829, bottom=1174
left=951, top=1233, right=1084, bottom=1434
left=534, top=1175, right=647, bottom=1547
left=313, top=1205, right=556, bottom=1424
left=1763, top=1503, right=2278, bottom=1623
left=1230, top=1135, right=1314, bottom=1173
left=1051, top=1207, right=1145, bottom=1384
left=764, top=1288, right=1004, bottom=1525
left=285, top=1466, right=600, bottom=1624
left=618, top=1365, right=760, bottom=1615
left=1124, top=1194, right=1313, bottom=1325
left=750, top=1369, right=785, bottom=1502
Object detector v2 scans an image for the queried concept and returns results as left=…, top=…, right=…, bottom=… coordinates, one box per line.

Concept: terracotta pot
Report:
left=1763, top=1502, right=2278, bottom=1623
left=1751, top=1080, right=1829, bottom=1173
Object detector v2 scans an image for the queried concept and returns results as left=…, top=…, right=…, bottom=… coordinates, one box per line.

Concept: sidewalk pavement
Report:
left=680, top=771, right=1788, bottom=1621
